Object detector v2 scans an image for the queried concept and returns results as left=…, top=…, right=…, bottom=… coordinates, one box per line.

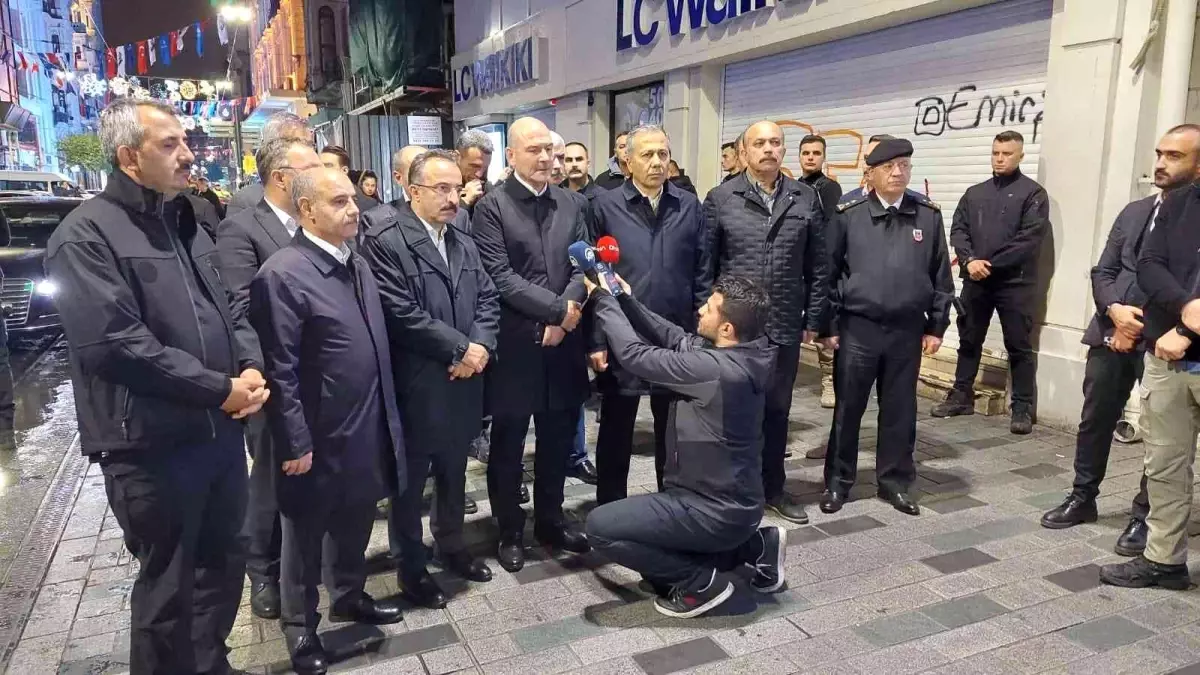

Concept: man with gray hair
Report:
left=363, top=149, right=500, bottom=607
left=456, top=128, right=494, bottom=213
left=216, top=135, right=322, bottom=622
left=227, top=112, right=312, bottom=217
left=46, top=98, right=269, bottom=674
left=392, top=144, right=427, bottom=202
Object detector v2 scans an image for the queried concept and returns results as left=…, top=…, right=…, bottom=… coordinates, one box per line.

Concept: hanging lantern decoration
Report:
left=199, top=80, right=215, bottom=98
left=180, top=80, right=198, bottom=100
left=164, top=80, right=180, bottom=92
left=218, top=101, right=233, bottom=120
left=109, top=76, right=130, bottom=97
left=132, top=86, right=150, bottom=101
left=180, top=116, right=197, bottom=131
left=168, top=91, right=182, bottom=103
left=79, top=73, right=106, bottom=97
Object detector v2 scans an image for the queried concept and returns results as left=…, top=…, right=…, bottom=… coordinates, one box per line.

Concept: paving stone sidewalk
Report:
left=9, top=368, right=1200, bottom=675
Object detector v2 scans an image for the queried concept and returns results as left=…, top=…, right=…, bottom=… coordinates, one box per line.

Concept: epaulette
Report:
left=913, top=195, right=941, bottom=211
left=836, top=197, right=867, bottom=213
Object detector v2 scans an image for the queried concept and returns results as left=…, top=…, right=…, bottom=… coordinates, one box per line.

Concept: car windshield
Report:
left=2, top=203, right=77, bottom=248
left=0, top=180, right=49, bottom=192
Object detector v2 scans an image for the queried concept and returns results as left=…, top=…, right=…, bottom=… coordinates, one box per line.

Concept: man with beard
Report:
left=1040, top=129, right=1200, bottom=558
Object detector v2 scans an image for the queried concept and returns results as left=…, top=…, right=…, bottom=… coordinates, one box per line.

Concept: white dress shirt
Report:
left=418, top=215, right=448, bottom=265
left=876, top=192, right=905, bottom=211
left=301, top=228, right=351, bottom=265
left=265, top=198, right=299, bottom=238
left=634, top=183, right=664, bottom=213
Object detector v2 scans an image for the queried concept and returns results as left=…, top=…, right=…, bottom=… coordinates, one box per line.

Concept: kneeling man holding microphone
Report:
left=582, top=261, right=785, bottom=618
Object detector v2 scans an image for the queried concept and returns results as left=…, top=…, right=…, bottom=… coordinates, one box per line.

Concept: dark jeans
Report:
left=488, top=409, right=579, bottom=534
left=764, top=340, right=802, bottom=500
left=389, top=443, right=469, bottom=577
left=586, top=491, right=760, bottom=589
left=100, top=425, right=247, bottom=675
left=1071, top=346, right=1150, bottom=518
left=825, top=316, right=922, bottom=494
left=952, top=279, right=1037, bottom=407
left=243, top=415, right=280, bottom=586
left=279, top=494, right=375, bottom=640
left=595, top=393, right=670, bottom=504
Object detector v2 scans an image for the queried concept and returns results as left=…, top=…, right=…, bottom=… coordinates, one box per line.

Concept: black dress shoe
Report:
left=1115, top=518, right=1148, bottom=557
left=442, top=549, right=493, bottom=582
left=498, top=532, right=525, bottom=572
left=536, top=524, right=591, bottom=554
left=766, top=494, right=809, bottom=524
left=1010, top=404, right=1034, bottom=435
left=328, top=593, right=403, bottom=625
left=879, top=489, right=920, bottom=516
left=569, top=459, right=599, bottom=485
left=1040, top=496, right=1097, bottom=530
left=285, top=633, right=328, bottom=675
left=250, top=580, right=280, bottom=620
left=1100, top=555, right=1191, bottom=590
left=518, top=484, right=531, bottom=504
left=819, top=490, right=845, bottom=514
left=464, top=494, right=479, bottom=515
left=399, top=571, right=447, bottom=609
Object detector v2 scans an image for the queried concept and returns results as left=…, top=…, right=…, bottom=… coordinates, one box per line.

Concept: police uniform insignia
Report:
left=837, top=197, right=866, bottom=213
left=912, top=229, right=923, bottom=243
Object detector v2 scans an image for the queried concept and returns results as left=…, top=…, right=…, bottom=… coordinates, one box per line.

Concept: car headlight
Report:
left=35, top=280, right=57, bottom=296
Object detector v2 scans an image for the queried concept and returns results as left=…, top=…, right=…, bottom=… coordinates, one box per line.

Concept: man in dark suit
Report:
left=472, top=117, right=592, bottom=572
left=215, top=136, right=323, bottom=621
left=227, top=112, right=311, bottom=217
left=1043, top=128, right=1200, bottom=557
left=363, top=150, right=500, bottom=608
left=250, top=168, right=405, bottom=675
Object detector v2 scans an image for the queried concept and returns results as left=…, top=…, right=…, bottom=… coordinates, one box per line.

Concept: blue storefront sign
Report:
left=454, top=36, right=547, bottom=104
left=617, top=0, right=777, bottom=51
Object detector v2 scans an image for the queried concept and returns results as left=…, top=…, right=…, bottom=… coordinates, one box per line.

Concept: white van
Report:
left=0, top=171, right=82, bottom=197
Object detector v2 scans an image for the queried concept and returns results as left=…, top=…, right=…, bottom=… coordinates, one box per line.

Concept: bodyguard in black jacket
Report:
left=588, top=127, right=711, bottom=504
left=362, top=151, right=501, bottom=607
left=471, top=117, right=591, bottom=573
left=821, top=139, right=953, bottom=518
left=46, top=100, right=267, bottom=675
left=586, top=275, right=786, bottom=619
left=704, top=120, right=829, bottom=525
left=936, top=131, right=1051, bottom=434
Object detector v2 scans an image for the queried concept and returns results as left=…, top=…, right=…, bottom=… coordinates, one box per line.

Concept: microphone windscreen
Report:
left=596, top=236, right=620, bottom=264
left=567, top=240, right=598, bottom=273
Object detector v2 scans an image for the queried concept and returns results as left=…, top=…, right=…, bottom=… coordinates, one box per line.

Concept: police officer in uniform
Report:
left=819, top=138, right=954, bottom=517
left=932, top=131, right=1050, bottom=434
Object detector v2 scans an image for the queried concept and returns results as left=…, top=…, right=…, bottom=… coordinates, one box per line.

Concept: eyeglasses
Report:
left=876, top=160, right=913, bottom=174
left=412, top=183, right=464, bottom=197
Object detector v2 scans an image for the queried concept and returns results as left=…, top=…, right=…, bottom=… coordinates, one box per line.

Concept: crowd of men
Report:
left=41, top=95, right=1200, bottom=675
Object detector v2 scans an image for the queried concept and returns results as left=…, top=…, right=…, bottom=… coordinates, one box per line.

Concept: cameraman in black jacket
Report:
left=46, top=100, right=267, bottom=675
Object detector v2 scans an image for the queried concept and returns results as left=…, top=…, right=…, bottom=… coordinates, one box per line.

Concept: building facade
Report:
left=451, top=0, right=1199, bottom=430
left=250, top=0, right=348, bottom=126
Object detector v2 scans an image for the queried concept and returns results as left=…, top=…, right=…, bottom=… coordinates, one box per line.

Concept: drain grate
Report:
left=0, top=433, right=86, bottom=670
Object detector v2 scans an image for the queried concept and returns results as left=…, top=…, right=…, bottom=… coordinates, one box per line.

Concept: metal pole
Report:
left=232, top=66, right=245, bottom=187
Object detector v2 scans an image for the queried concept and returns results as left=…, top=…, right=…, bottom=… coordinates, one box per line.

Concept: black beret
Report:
left=865, top=138, right=914, bottom=167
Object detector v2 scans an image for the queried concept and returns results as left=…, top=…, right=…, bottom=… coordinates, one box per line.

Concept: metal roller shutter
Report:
left=720, top=0, right=1052, bottom=353
left=525, top=105, right=557, bottom=132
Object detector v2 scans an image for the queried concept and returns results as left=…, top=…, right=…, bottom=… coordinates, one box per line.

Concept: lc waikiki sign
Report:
left=453, top=36, right=549, bottom=104
left=617, top=0, right=783, bottom=50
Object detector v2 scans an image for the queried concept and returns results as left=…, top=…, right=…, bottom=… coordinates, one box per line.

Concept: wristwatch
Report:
left=452, top=342, right=468, bottom=365
left=1175, top=325, right=1199, bottom=341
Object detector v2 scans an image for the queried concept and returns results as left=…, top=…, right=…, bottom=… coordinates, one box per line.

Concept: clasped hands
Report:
left=221, top=368, right=270, bottom=420
left=1155, top=298, right=1200, bottom=361
left=449, top=342, right=491, bottom=380
left=541, top=298, right=588, bottom=347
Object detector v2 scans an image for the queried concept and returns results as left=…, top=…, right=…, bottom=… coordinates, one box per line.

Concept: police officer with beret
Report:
left=819, top=138, right=955, bottom=517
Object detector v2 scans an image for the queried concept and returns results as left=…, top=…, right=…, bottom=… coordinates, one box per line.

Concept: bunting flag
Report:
left=169, top=31, right=179, bottom=58
left=123, top=44, right=136, bottom=74
left=136, top=42, right=149, bottom=75
left=147, top=39, right=156, bottom=67
left=217, top=15, right=230, bottom=45
left=157, top=35, right=170, bottom=67
left=195, top=22, right=203, bottom=58
left=115, top=47, right=126, bottom=77
left=105, top=48, right=116, bottom=78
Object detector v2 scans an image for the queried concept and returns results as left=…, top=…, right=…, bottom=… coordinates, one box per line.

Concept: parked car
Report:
left=0, top=171, right=83, bottom=197
left=0, top=195, right=84, bottom=348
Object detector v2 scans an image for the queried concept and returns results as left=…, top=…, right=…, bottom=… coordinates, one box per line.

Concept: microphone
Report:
left=568, top=239, right=623, bottom=297
left=594, top=236, right=623, bottom=296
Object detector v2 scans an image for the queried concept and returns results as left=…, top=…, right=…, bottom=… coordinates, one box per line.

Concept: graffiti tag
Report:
left=913, top=85, right=1044, bottom=143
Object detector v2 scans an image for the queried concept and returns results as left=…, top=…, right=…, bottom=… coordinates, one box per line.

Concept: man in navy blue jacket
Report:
left=587, top=124, right=711, bottom=504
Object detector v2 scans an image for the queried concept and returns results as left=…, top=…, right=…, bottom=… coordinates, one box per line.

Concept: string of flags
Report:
left=102, top=19, right=218, bottom=80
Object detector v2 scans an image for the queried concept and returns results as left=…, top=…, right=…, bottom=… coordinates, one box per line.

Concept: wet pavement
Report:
left=5, top=364, right=1200, bottom=674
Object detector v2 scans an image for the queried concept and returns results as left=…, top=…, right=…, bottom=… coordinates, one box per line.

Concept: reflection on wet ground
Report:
left=0, top=340, right=76, bottom=582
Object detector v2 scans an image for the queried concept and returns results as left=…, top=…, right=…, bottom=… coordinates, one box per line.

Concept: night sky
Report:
left=99, top=0, right=238, bottom=81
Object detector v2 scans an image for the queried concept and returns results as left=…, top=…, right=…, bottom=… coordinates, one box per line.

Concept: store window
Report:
left=610, top=82, right=664, bottom=151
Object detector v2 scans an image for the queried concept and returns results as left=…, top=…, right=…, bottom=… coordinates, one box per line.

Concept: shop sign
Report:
left=617, top=0, right=779, bottom=51
left=453, top=36, right=547, bottom=104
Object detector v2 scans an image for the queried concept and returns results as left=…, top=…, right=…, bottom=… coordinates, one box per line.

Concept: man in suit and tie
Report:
left=362, top=150, right=500, bottom=608
left=227, top=113, right=312, bottom=217
left=250, top=168, right=406, bottom=675
left=1041, top=128, right=1200, bottom=557
left=216, top=136, right=323, bottom=621
left=472, top=117, right=592, bottom=572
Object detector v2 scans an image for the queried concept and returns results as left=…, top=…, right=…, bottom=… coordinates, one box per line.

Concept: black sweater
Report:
left=1137, top=184, right=1200, bottom=361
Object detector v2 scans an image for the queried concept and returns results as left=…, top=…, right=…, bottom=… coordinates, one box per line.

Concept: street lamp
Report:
left=219, top=4, right=254, bottom=187
left=219, top=4, right=254, bottom=24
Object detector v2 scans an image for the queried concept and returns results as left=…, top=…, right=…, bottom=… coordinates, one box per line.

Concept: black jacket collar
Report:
left=992, top=169, right=1024, bottom=188
left=866, top=191, right=918, bottom=219
left=292, top=228, right=351, bottom=278
left=503, top=174, right=553, bottom=201
left=802, top=170, right=827, bottom=186
left=620, top=177, right=679, bottom=205
left=103, top=169, right=173, bottom=217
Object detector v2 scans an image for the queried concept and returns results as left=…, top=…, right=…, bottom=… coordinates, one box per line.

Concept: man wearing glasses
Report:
left=361, top=149, right=500, bottom=607
left=819, top=138, right=955, bottom=517
left=215, top=136, right=323, bottom=621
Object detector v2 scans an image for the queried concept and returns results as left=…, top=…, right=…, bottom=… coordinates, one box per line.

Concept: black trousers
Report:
left=764, top=340, right=803, bottom=500
left=279, top=492, right=375, bottom=640
left=0, top=318, right=13, bottom=430
left=1071, top=346, right=1150, bottom=518
left=100, top=425, right=247, bottom=675
left=388, top=443, right=469, bottom=577
left=595, top=392, right=671, bottom=505
left=487, top=408, right=579, bottom=534
left=952, top=279, right=1037, bottom=407
left=243, top=415, right=281, bottom=586
left=586, top=491, right=760, bottom=590
left=825, top=316, right=922, bottom=494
